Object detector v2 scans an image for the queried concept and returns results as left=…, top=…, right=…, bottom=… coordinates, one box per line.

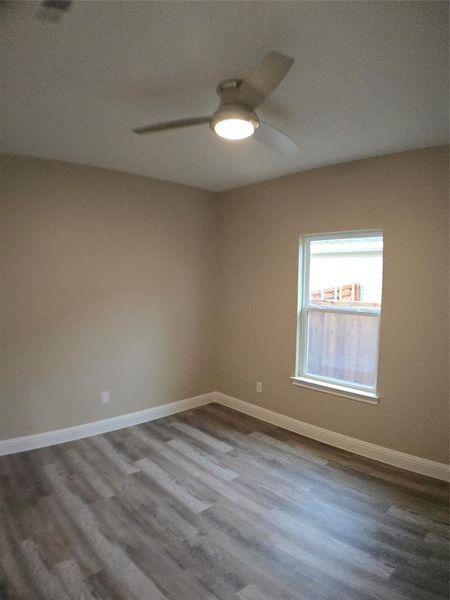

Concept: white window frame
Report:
left=291, top=229, right=382, bottom=404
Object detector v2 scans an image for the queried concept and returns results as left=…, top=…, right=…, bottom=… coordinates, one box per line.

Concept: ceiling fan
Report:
left=132, top=51, right=298, bottom=153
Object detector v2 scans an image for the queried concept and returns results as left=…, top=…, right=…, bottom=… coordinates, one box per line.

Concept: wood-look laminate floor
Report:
left=0, top=403, right=448, bottom=600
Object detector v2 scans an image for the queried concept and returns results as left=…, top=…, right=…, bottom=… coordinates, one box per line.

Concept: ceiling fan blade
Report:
left=255, top=122, right=299, bottom=154
left=236, top=51, right=294, bottom=109
left=133, top=116, right=210, bottom=135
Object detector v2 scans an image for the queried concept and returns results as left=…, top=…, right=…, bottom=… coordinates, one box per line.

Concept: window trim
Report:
left=294, top=229, right=383, bottom=401
left=290, top=376, right=380, bottom=404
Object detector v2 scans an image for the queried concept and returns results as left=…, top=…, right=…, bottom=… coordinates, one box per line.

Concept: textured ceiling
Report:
left=1, top=1, right=448, bottom=191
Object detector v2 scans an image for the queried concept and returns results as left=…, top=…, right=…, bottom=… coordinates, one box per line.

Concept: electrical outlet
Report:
left=256, top=381, right=263, bottom=393
left=101, top=391, right=110, bottom=404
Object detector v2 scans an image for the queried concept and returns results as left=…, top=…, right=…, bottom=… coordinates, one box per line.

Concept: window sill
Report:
left=290, top=376, right=380, bottom=405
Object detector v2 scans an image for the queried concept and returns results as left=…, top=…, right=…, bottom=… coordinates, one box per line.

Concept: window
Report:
left=293, top=230, right=383, bottom=402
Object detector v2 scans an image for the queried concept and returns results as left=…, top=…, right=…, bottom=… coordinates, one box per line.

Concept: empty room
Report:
left=1, top=1, right=449, bottom=599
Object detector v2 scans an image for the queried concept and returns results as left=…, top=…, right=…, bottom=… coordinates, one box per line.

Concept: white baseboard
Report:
left=214, top=392, right=450, bottom=482
left=1, top=389, right=448, bottom=482
left=0, top=392, right=214, bottom=456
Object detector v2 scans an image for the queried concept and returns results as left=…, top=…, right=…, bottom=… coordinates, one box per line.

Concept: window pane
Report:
left=305, top=310, right=379, bottom=387
left=308, top=236, right=383, bottom=308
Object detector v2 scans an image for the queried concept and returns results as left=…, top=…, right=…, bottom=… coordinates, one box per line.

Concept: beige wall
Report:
left=1, top=148, right=449, bottom=464
left=0, top=155, right=217, bottom=438
left=217, top=146, right=449, bottom=463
